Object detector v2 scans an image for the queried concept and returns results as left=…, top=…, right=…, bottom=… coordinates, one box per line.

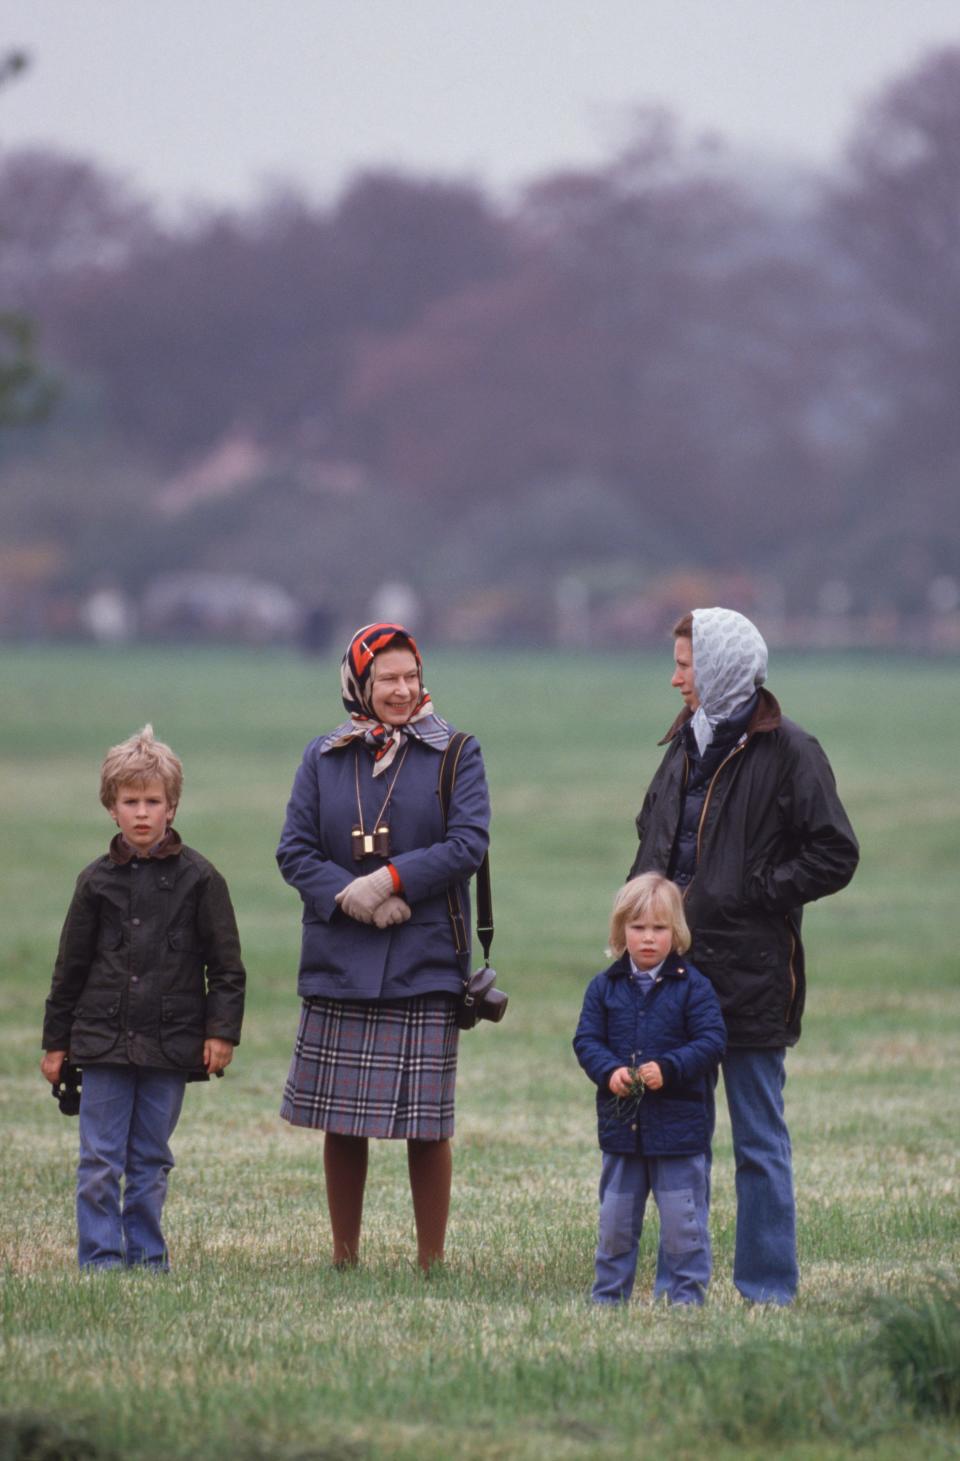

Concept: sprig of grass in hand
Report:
left=603, top=1067, right=647, bottom=1125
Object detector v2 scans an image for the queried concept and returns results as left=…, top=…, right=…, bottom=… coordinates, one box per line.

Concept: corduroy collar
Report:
left=109, top=828, right=182, bottom=865
left=659, top=685, right=782, bottom=747
left=606, top=950, right=690, bottom=981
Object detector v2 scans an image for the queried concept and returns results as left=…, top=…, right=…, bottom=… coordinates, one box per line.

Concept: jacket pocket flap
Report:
left=161, top=993, right=205, bottom=1020
left=76, top=996, right=120, bottom=1019
left=168, top=927, right=200, bottom=952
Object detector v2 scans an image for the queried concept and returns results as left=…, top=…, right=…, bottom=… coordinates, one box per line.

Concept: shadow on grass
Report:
left=866, top=1271, right=960, bottom=1420
left=0, top=1412, right=115, bottom=1461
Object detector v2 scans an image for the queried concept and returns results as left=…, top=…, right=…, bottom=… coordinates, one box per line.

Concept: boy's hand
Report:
left=638, top=1061, right=663, bottom=1090
left=41, top=1050, right=67, bottom=1085
left=204, top=1038, right=234, bottom=1075
left=608, top=1066, right=635, bottom=1096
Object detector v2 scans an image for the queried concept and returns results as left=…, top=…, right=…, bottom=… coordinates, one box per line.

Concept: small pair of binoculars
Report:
left=52, top=1061, right=83, bottom=1116
left=352, top=824, right=391, bottom=860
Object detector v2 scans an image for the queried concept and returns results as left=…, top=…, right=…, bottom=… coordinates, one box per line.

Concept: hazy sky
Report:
left=3, top=1, right=960, bottom=213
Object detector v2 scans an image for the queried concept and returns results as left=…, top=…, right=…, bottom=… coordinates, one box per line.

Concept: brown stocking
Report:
left=407, top=1137, right=452, bottom=1272
left=323, top=1132, right=368, bottom=1265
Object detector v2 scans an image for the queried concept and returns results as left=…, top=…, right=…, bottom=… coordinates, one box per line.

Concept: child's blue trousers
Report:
left=592, top=1150, right=710, bottom=1305
left=76, top=1065, right=187, bottom=1269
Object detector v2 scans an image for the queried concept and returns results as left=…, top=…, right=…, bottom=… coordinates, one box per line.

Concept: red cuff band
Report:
left=387, top=863, right=403, bottom=894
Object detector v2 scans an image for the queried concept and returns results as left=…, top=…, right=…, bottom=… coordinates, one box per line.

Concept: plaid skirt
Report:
left=280, top=994, right=459, bottom=1140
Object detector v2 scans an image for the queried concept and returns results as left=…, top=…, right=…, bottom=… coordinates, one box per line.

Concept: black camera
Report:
left=455, top=965, right=508, bottom=1030
left=52, top=1061, right=83, bottom=1116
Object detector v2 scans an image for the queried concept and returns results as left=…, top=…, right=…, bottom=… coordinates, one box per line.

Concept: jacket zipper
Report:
left=696, top=739, right=747, bottom=864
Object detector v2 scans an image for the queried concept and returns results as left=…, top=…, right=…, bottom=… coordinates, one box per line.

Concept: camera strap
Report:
left=437, top=733, right=493, bottom=965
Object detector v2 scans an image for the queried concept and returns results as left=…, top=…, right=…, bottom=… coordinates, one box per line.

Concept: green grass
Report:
left=1, top=645, right=959, bottom=1460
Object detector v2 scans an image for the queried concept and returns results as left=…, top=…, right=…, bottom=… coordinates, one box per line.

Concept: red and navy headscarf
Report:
left=336, top=622, right=444, bottom=775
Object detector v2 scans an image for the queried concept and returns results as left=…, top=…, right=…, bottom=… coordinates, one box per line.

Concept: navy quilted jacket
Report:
left=573, top=951, right=726, bottom=1156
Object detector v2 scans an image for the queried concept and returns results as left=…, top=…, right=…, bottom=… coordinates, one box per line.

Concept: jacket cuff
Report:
left=387, top=862, right=403, bottom=894
left=205, top=1025, right=241, bottom=1046
left=657, top=1055, right=678, bottom=1086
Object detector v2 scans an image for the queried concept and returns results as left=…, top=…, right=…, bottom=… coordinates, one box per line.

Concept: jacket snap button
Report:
left=132, top=918, right=140, bottom=926
left=631, top=1123, right=637, bottom=1131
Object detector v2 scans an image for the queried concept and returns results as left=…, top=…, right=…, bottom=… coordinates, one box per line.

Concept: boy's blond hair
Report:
left=608, top=873, right=691, bottom=958
left=99, top=724, right=183, bottom=811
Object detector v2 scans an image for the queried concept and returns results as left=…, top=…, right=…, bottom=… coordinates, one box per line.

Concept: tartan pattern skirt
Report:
left=280, top=993, right=459, bottom=1140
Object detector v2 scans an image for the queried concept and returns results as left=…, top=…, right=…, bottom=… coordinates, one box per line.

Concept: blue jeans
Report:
left=656, top=1047, right=797, bottom=1304
left=76, top=1065, right=187, bottom=1269
left=592, top=1150, right=710, bottom=1305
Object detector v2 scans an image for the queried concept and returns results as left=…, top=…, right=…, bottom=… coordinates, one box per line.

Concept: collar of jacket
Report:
left=605, top=950, right=689, bottom=981
left=658, top=685, right=783, bottom=746
left=317, top=714, right=454, bottom=755
left=109, top=829, right=183, bottom=865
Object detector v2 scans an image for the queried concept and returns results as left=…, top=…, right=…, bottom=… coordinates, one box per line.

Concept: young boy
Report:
left=40, top=725, right=245, bottom=1270
left=573, top=873, right=725, bottom=1305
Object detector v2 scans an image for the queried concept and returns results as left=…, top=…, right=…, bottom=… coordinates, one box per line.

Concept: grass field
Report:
left=1, top=645, right=958, bottom=1461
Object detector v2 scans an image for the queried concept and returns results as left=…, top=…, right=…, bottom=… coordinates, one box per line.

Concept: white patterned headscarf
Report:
left=690, top=607, right=768, bottom=755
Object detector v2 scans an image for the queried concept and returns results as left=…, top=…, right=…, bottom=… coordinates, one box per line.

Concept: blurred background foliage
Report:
left=1, top=46, right=959, bottom=646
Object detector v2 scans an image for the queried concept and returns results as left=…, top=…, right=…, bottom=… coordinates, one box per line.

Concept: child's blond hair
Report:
left=99, top=724, right=183, bottom=811
left=608, top=873, right=691, bottom=958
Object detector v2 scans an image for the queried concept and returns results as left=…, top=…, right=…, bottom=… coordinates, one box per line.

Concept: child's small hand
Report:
left=608, top=1066, right=635, bottom=1097
left=204, top=1038, right=234, bottom=1076
left=637, top=1061, right=663, bottom=1090
left=40, top=1050, right=67, bottom=1085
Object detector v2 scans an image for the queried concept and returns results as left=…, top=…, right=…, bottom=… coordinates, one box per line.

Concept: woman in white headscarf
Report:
left=684, top=607, right=768, bottom=757
left=666, top=607, right=769, bottom=889
left=629, top=606, right=858, bottom=1305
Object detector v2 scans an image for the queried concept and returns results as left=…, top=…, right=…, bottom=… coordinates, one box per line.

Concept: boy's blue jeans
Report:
left=656, top=1047, right=798, bottom=1305
left=592, top=1150, right=710, bottom=1305
left=76, top=1064, right=187, bottom=1269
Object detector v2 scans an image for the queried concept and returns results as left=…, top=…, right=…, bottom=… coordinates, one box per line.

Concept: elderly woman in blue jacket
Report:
left=277, top=622, right=490, bottom=1271
left=573, top=873, right=726, bottom=1305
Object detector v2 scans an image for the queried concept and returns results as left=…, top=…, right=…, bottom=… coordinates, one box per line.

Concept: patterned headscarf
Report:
left=690, top=607, right=768, bottom=755
left=327, top=622, right=451, bottom=775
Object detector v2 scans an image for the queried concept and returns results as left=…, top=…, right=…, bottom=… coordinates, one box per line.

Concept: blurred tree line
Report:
left=1, top=46, right=958, bottom=639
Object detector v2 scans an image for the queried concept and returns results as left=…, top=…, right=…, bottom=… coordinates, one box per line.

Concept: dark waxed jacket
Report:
left=42, top=833, right=245, bottom=1075
left=629, top=688, right=859, bottom=1048
left=573, top=951, right=726, bottom=1156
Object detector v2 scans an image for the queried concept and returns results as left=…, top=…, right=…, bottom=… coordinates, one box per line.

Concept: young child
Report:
left=40, top=725, right=246, bottom=1270
left=573, top=873, right=725, bottom=1305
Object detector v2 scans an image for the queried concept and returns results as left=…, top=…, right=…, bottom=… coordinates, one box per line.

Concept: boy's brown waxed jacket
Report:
left=629, top=688, right=859, bottom=1048
left=42, top=833, right=245, bottom=1075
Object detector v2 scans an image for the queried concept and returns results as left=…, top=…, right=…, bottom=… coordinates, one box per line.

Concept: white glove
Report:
left=372, top=896, right=412, bottom=929
left=334, top=867, right=394, bottom=924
